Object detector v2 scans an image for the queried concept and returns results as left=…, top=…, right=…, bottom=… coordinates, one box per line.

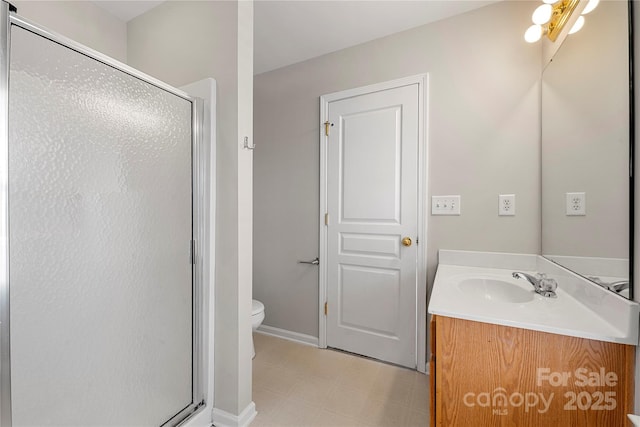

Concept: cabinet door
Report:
left=435, top=316, right=634, bottom=426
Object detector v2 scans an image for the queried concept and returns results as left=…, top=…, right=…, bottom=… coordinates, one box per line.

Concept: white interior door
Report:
left=325, top=83, right=419, bottom=368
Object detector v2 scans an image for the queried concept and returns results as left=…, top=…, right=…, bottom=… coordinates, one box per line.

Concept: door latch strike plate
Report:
left=324, top=302, right=328, bottom=315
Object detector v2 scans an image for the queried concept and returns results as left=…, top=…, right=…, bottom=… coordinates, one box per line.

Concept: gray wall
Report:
left=253, top=0, right=541, bottom=338
left=127, top=1, right=254, bottom=417
left=12, top=0, right=127, bottom=62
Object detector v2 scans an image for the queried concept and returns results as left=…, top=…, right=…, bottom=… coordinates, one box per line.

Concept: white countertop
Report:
left=428, top=251, right=639, bottom=345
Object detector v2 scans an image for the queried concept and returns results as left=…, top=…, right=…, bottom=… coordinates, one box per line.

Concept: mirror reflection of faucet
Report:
left=512, top=272, right=558, bottom=298
left=588, top=276, right=629, bottom=293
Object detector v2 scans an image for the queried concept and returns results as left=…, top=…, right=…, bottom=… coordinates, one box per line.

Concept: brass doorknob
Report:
left=402, top=237, right=412, bottom=247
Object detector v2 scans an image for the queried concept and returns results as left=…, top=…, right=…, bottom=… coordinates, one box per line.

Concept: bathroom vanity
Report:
left=430, top=316, right=634, bottom=426
left=428, top=250, right=639, bottom=426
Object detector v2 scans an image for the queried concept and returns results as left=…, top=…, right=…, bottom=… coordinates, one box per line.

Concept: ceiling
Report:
left=91, top=1, right=499, bottom=74
left=92, top=1, right=164, bottom=21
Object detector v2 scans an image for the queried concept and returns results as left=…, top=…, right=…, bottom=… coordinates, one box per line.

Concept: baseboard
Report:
left=212, top=401, right=256, bottom=427
left=256, top=324, right=319, bottom=347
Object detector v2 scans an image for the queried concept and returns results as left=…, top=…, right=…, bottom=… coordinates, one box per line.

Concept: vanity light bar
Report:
left=524, top=0, right=599, bottom=43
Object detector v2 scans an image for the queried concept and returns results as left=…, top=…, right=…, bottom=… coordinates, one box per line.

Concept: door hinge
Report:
left=325, top=213, right=329, bottom=226
left=324, top=121, right=333, bottom=136
left=190, top=239, right=196, bottom=265
left=324, top=302, right=328, bottom=315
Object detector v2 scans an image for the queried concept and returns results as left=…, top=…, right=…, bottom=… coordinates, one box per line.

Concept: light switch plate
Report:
left=432, top=195, right=461, bottom=215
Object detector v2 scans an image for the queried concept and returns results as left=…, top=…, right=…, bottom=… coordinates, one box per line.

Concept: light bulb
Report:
left=532, top=4, right=553, bottom=25
left=524, top=24, right=543, bottom=43
left=582, top=0, right=599, bottom=14
left=569, top=15, right=585, bottom=34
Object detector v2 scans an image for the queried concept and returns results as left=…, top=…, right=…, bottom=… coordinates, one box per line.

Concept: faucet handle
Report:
left=540, top=277, right=557, bottom=292
left=535, top=272, right=547, bottom=280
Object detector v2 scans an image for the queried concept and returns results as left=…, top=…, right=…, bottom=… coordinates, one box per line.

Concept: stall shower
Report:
left=0, top=3, right=208, bottom=426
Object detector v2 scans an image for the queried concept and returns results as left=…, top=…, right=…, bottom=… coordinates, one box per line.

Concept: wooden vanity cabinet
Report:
left=430, top=315, right=635, bottom=426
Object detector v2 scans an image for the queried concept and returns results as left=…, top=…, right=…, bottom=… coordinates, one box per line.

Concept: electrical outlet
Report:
left=432, top=195, right=461, bottom=215
left=566, top=192, right=586, bottom=216
left=499, top=194, right=516, bottom=216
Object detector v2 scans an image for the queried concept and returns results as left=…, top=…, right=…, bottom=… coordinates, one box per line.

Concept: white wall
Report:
left=253, top=0, right=541, bottom=338
left=127, top=1, right=254, bottom=421
left=12, top=0, right=127, bottom=62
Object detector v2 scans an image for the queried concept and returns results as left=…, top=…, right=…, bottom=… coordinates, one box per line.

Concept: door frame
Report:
left=319, top=74, right=428, bottom=373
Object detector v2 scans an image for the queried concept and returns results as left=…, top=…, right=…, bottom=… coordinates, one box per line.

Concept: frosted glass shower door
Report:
left=6, top=24, right=197, bottom=426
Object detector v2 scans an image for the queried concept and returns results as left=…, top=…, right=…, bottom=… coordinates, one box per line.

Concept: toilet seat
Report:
left=252, top=299, right=264, bottom=316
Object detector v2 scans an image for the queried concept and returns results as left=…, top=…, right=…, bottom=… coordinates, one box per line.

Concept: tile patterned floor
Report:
left=251, top=333, right=429, bottom=427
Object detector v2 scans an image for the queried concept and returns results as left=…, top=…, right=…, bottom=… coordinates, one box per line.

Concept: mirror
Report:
left=541, top=0, right=632, bottom=298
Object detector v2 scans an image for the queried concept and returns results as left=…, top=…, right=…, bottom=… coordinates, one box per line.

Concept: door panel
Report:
left=340, top=264, right=401, bottom=336
left=341, top=106, right=401, bottom=223
left=326, top=84, right=418, bottom=368
left=340, top=233, right=400, bottom=258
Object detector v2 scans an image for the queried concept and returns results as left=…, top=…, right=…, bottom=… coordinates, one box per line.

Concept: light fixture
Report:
left=569, top=15, right=585, bottom=34
left=532, top=4, right=553, bottom=25
left=525, top=25, right=544, bottom=43
left=523, top=0, right=597, bottom=43
left=582, top=0, right=599, bottom=14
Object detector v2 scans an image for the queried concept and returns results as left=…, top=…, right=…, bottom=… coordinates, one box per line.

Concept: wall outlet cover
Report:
left=566, top=192, right=586, bottom=216
left=498, top=194, right=515, bottom=216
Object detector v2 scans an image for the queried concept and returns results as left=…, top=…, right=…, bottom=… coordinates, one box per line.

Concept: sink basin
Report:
left=458, top=278, right=534, bottom=303
left=429, top=259, right=640, bottom=345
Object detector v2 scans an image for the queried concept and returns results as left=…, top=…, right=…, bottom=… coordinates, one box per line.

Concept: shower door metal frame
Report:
left=0, top=2, right=208, bottom=425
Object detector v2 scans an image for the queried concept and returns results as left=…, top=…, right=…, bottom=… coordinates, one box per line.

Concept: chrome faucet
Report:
left=512, top=272, right=558, bottom=298
left=589, top=276, right=629, bottom=293
left=609, top=280, right=630, bottom=292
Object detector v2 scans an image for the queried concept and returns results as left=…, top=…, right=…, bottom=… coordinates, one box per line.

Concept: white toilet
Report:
left=251, top=299, right=265, bottom=358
